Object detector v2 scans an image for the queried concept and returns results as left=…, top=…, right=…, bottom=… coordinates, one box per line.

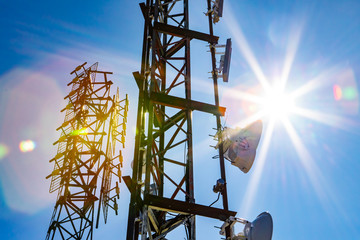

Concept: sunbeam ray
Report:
left=290, top=65, right=343, bottom=99
left=224, top=4, right=271, bottom=91
left=236, top=109, right=268, bottom=128
left=238, top=118, right=275, bottom=217
left=279, top=21, right=304, bottom=90
left=222, top=87, right=264, bottom=104
left=193, top=78, right=264, bottom=104
left=281, top=117, right=349, bottom=224
left=293, top=106, right=359, bottom=131
left=282, top=117, right=327, bottom=198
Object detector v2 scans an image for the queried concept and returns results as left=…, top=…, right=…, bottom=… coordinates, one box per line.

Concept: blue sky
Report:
left=1, top=0, right=360, bottom=239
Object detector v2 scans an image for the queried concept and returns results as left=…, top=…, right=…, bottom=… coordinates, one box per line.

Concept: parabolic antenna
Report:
left=243, top=212, right=273, bottom=240
left=219, top=120, right=263, bottom=173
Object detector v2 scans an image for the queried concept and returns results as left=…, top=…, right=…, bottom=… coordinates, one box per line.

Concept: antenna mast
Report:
left=46, top=62, right=129, bottom=240
left=125, top=0, right=235, bottom=239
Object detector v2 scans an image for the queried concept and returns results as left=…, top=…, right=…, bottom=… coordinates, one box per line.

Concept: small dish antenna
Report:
left=243, top=212, right=273, bottom=240
left=216, top=120, right=263, bottom=173
left=219, top=212, right=273, bottom=240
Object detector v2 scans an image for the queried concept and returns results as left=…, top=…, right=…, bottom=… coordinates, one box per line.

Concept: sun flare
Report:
left=223, top=4, right=360, bottom=220
left=261, top=86, right=296, bottom=121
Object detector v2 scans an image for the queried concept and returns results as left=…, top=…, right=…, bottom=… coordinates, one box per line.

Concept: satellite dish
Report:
left=243, top=212, right=273, bottom=240
left=220, top=120, right=263, bottom=173
left=218, top=212, right=273, bottom=240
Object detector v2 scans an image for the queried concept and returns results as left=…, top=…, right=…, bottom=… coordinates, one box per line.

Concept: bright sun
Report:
left=222, top=8, right=359, bottom=221
left=261, top=86, right=295, bottom=121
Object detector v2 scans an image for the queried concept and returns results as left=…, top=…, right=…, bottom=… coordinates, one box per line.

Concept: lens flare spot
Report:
left=0, top=143, right=9, bottom=160
left=19, top=140, right=36, bottom=152
left=333, top=84, right=342, bottom=101
left=343, top=87, right=357, bottom=100
left=71, top=128, right=88, bottom=136
left=248, top=103, right=259, bottom=113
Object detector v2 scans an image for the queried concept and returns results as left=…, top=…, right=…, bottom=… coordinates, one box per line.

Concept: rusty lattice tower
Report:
left=125, top=1, right=235, bottom=239
left=46, top=62, right=129, bottom=240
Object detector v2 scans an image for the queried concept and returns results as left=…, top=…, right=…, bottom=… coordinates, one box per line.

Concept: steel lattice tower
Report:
left=46, top=62, right=129, bottom=240
left=125, top=1, right=235, bottom=239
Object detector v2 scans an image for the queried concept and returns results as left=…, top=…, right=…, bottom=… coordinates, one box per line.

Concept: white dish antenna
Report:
left=217, top=120, right=263, bottom=173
